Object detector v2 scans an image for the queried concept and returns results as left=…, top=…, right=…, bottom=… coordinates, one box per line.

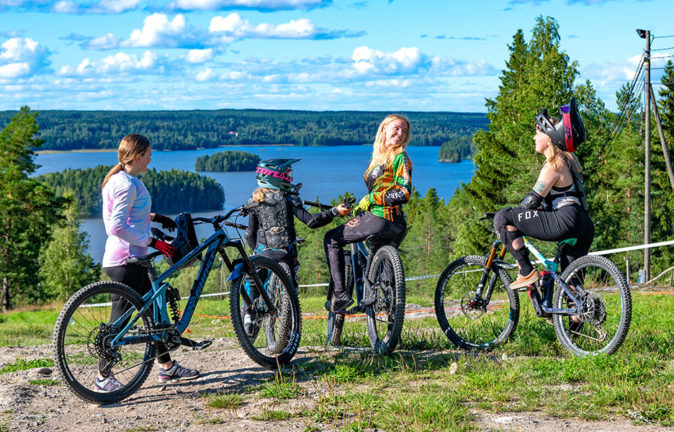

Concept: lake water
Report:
left=35, top=145, right=475, bottom=261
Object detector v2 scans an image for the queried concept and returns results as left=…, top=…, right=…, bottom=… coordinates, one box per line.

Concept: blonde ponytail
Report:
left=101, top=134, right=151, bottom=188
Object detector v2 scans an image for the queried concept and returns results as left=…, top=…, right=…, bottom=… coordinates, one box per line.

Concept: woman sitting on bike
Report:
left=494, top=98, right=594, bottom=289
left=98, top=134, right=199, bottom=392
left=244, top=158, right=350, bottom=334
left=324, top=114, right=412, bottom=313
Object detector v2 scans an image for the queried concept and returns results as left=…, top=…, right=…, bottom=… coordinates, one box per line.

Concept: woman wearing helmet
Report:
left=98, top=134, right=199, bottom=393
left=493, top=98, right=594, bottom=289
left=323, top=114, right=413, bottom=313
left=243, top=158, right=350, bottom=335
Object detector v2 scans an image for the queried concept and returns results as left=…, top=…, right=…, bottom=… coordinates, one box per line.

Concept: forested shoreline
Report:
left=0, top=109, right=487, bottom=152
left=38, top=166, right=225, bottom=217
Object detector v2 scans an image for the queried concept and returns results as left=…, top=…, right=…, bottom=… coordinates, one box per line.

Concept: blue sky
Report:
left=0, top=0, right=671, bottom=112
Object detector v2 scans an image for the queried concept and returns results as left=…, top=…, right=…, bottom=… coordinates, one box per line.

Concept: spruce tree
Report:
left=38, top=193, right=100, bottom=300
left=0, top=107, right=60, bottom=310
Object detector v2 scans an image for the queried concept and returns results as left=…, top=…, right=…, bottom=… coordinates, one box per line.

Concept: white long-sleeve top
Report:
left=102, top=170, right=152, bottom=267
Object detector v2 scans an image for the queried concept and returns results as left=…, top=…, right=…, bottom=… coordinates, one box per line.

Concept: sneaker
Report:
left=509, top=269, right=540, bottom=290
left=243, top=312, right=256, bottom=337
left=93, top=373, right=123, bottom=393
left=328, top=296, right=354, bottom=314
left=157, top=361, right=199, bottom=382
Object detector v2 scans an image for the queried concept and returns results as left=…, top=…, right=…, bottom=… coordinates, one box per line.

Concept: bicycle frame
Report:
left=109, top=221, right=274, bottom=349
left=347, top=241, right=375, bottom=309
left=478, top=235, right=587, bottom=318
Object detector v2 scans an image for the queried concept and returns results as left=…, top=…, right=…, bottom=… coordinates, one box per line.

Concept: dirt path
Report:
left=0, top=340, right=668, bottom=432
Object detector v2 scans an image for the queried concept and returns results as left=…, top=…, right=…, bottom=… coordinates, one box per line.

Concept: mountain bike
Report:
left=305, top=200, right=407, bottom=355
left=434, top=212, right=631, bottom=357
left=52, top=207, right=301, bottom=404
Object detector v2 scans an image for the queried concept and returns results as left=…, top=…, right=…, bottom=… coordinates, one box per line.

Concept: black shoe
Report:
left=330, top=296, right=354, bottom=314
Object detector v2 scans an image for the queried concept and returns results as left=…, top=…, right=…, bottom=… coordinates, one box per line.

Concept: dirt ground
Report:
left=0, top=339, right=669, bottom=432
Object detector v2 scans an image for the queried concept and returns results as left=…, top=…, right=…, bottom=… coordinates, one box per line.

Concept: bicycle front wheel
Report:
left=230, top=256, right=302, bottom=368
left=434, top=255, right=519, bottom=350
left=52, top=281, right=156, bottom=404
left=365, top=245, right=405, bottom=354
left=553, top=255, right=632, bottom=356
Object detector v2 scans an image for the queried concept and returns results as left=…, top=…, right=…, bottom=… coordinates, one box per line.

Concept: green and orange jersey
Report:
left=363, top=152, right=413, bottom=221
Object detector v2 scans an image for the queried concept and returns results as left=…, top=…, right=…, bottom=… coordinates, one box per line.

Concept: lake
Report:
left=35, top=145, right=475, bottom=261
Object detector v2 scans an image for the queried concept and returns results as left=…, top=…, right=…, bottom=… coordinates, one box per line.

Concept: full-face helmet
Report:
left=535, top=97, right=586, bottom=152
left=255, top=158, right=301, bottom=193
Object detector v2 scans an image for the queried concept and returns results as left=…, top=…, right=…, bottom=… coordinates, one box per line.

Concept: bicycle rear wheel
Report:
left=553, top=255, right=632, bottom=356
left=230, top=256, right=302, bottom=368
left=434, top=255, right=519, bottom=350
left=52, top=281, right=155, bottom=404
left=365, top=245, right=405, bottom=354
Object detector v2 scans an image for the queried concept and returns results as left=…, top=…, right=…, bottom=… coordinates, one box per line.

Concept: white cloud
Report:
left=0, top=37, right=50, bottom=78
left=352, top=46, right=430, bottom=75
left=53, top=1, right=78, bottom=13
left=196, top=67, right=216, bottom=81
left=88, top=33, right=123, bottom=50
left=123, top=13, right=188, bottom=48
left=209, top=13, right=357, bottom=42
left=0, top=62, right=30, bottom=78
left=93, top=0, right=142, bottom=13
left=57, top=50, right=165, bottom=77
left=185, top=48, right=213, bottom=63
left=171, top=0, right=327, bottom=11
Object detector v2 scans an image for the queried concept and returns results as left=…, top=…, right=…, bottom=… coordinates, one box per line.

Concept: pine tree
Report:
left=450, top=17, right=580, bottom=256
left=0, top=107, right=60, bottom=311
left=38, top=193, right=100, bottom=300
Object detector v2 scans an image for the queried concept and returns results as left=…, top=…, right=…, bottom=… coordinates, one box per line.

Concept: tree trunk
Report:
left=2, top=276, right=9, bottom=313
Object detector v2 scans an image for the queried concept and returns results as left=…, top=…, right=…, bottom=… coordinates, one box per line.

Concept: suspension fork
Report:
left=222, top=242, right=278, bottom=315
left=479, top=241, right=507, bottom=303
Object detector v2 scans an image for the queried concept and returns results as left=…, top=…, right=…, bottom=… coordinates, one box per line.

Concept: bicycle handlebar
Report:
left=303, top=200, right=333, bottom=210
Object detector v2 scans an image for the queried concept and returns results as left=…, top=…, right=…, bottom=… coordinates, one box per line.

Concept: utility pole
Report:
left=637, top=28, right=651, bottom=282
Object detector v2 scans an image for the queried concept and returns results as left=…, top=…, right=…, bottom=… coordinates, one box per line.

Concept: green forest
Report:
left=195, top=150, right=260, bottom=172
left=438, top=136, right=475, bottom=162
left=38, top=166, right=225, bottom=217
left=1, top=17, right=673, bottom=311
left=0, top=109, right=487, bottom=151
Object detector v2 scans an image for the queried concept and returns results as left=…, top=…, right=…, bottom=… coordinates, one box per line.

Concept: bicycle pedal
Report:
left=180, top=337, right=212, bottom=351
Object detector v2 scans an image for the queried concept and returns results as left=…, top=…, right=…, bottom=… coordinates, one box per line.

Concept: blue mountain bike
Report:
left=434, top=212, right=631, bottom=357
left=52, top=207, right=301, bottom=404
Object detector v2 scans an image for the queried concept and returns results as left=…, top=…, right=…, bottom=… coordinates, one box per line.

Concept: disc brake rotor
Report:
left=460, top=292, right=486, bottom=319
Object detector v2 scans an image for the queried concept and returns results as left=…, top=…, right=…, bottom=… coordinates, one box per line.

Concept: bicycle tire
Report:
left=52, top=281, right=156, bottom=404
left=365, top=245, right=405, bottom=354
left=434, top=255, right=519, bottom=350
left=327, top=260, right=352, bottom=346
left=230, top=256, right=302, bottom=368
left=552, top=255, right=632, bottom=356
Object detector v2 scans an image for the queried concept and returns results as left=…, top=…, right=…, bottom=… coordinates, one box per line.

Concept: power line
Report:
left=651, top=46, right=674, bottom=51
left=654, top=34, right=674, bottom=39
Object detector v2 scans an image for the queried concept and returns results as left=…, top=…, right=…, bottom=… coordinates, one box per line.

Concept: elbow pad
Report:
left=519, top=190, right=544, bottom=209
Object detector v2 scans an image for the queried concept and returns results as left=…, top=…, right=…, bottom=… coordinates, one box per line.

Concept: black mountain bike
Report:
left=434, top=212, right=631, bottom=357
left=305, top=200, right=407, bottom=355
left=52, top=207, right=301, bottom=404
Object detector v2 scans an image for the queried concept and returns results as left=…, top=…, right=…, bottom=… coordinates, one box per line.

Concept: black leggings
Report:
left=494, top=205, right=595, bottom=272
left=104, top=264, right=172, bottom=365
left=323, top=211, right=406, bottom=298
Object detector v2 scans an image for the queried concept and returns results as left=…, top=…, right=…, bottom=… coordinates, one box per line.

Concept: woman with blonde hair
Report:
left=97, top=134, right=199, bottom=393
left=493, top=98, right=594, bottom=289
left=323, top=114, right=413, bottom=312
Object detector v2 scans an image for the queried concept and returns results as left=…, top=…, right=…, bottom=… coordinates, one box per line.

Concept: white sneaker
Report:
left=93, top=373, right=123, bottom=393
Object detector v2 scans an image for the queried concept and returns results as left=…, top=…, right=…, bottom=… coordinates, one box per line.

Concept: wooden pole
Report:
left=649, top=84, right=674, bottom=191
left=644, top=30, right=651, bottom=282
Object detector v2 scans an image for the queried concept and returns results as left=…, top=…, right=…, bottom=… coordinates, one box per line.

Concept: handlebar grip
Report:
left=480, top=212, right=496, bottom=221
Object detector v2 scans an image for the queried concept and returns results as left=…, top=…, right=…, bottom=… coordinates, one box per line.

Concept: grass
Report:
left=0, top=358, right=53, bottom=374
left=2, top=287, right=673, bottom=430
left=28, top=379, right=60, bottom=386
left=205, top=391, right=245, bottom=410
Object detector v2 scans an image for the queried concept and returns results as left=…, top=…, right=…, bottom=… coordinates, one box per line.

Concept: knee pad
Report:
left=493, top=208, right=511, bottom=244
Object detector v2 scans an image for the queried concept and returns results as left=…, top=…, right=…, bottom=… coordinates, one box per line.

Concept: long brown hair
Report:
left=368, top=114, right=411, bottom=169
left=101, top=134, right=151, bottom=188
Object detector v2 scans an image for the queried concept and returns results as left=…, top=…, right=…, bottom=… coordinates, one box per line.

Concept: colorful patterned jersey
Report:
left=363, top=152, right=413, bottom=221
